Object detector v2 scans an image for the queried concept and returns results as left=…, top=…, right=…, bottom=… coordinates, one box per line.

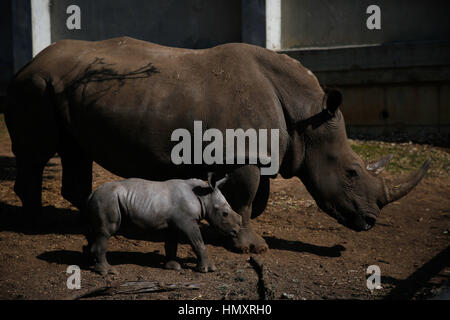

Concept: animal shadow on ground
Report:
left=37, top=249, right=198, bottom=272
left=382, top=246, right=450, bottom=300
left=0, top=156, right=17, bottom=181
left=197, top=225, right=347, bottom=257
left=0, top=203, right=83, bottom=235
left=264, top=236, right=346, bottom=257
left=36, top=223, right=210, bottom=272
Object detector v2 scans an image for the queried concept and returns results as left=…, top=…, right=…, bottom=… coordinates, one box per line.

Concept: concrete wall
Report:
left=31, top=0, right=50, bottom=57
left=339, top=84, right=450, bottom=136
left=281, top=0, right=450, bottom=49
left=279, top=0, right=450, bottom=137
left=50, top=0, right=242, bottom=49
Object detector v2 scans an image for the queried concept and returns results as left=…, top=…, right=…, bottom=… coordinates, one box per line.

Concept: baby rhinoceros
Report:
left=82, top=173, right=242, bottom=275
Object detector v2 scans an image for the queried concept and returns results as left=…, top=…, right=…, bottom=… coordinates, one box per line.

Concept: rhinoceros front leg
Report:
left=221, top=165, right=268, bottom=254
left=176, top=220, right=216, bottom=272
left=251, top=176, right=270, bottom=219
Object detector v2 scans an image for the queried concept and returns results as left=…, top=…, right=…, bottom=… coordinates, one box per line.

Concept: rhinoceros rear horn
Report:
left=325, top=89, right=343, bottom=115
left=380, top=160, right=430, bottom=206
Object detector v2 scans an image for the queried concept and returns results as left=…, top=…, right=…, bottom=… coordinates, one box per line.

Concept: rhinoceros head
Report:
left=296, top=90, right=430, bottom=231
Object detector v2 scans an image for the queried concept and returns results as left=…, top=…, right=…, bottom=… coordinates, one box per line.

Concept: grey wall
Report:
left=280, top=0, right=450, bottom=138
left=50, top=0, right=242, bottom=49
left=0, top=1, right=13, bottom=92
left=242, top=0, right=266, bottom=47
left=283, top=42, right=450, bottom=136
left=281, top=0, right=450, bottom=49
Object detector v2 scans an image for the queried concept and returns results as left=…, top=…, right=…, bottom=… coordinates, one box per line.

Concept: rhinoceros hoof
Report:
left=94, top=263, right=118, bottom=276
left=233, top=228, right=268, bottom=254
left=195, top=263, right=216, bottom=273
left=164, top=260, right=182, bottom=271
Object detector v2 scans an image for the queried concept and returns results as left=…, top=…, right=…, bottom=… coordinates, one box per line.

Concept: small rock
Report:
left=281, top=293, right=294, bottom=300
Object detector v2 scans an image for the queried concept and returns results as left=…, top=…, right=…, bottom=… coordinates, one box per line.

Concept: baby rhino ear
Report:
left=207, top=172, right=230, bottom=190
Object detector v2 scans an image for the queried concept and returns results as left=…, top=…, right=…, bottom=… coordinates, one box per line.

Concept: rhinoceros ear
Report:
left=215, top=174, right=230, bottom=189
left=325, top=89, right=342, bottom=115
left=207, top=172, right=229, bottom=190
left=207, top=172, right=215, bottom=189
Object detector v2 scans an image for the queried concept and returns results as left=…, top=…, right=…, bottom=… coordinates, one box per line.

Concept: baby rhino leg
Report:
left=90, top=235, right=118, bottom=276
left=178, top=221, right=215, bottom=273
left=164, top=230, right=181, bottom=271
left=85, top=191, right=121, bottom=276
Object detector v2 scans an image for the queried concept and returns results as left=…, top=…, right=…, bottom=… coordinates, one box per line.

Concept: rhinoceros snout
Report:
left=352, top=213, right=377, bottom=231
left=230, top=216, right=242, bottom=237
left=336, top=211, right=377, bottom=232
left=363, top=214, right=376, bottom=231
left=230, top=228, right=239, bottom=237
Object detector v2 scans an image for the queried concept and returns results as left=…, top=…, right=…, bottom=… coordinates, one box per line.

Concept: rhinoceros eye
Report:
left=346, top=169, right=358, bottom=178
left=222, top=211, right=229, bottom=218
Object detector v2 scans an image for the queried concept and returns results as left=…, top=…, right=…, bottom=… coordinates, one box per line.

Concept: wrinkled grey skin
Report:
left=83, top=174, right=241, bottom=275
left=5, top=37, right=429, bottom=254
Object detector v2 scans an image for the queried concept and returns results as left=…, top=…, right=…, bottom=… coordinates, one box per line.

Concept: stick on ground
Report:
left=72, top=280, right=200, bottom=300
left=249, top=256, right=275, bottom=300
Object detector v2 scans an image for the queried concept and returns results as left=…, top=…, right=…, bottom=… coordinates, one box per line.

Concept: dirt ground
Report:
left=0, top=117, right=449, bottom=300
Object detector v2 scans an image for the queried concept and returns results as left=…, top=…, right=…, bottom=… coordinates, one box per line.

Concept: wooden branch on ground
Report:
left=72, top=281, right=201, bottom=300
left=249, top=256, right=275, bottom=300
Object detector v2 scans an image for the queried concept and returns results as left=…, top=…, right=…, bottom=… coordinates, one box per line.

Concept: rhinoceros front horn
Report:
left=380, top=160, right=431, bottom=207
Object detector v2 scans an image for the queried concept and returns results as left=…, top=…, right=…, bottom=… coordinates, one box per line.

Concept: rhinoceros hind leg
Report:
left=58, top=140, right=93, bottom=211
left=14, top=155, right=52, bottom=221
left=164, top=233, right=181, bottom=270
left=90, top=235, right=117, bottom=276
left=7, top=75, right=58, bottom=220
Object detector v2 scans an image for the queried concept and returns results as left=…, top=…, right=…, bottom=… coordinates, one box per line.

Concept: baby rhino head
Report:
left=202, top=173, right=242, bottom=237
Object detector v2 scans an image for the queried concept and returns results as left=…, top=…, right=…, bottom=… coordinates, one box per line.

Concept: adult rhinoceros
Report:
left=5, top=37, right=429, bottom=253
